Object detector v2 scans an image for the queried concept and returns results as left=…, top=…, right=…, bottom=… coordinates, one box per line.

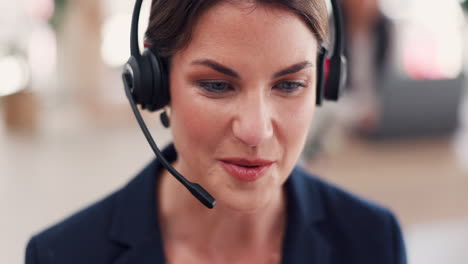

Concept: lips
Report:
left=219, top=158, right=274, bottom=182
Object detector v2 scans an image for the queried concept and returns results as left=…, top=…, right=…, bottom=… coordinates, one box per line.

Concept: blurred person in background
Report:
left=25, top=0, right=406, bottom=263
left=340, top=0, right=392, bottom=134
left=303, top=0, right=392, bottom=159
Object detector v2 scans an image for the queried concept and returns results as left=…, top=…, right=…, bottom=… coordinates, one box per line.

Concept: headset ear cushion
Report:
left=316, top=46, right=328, bottom=106
left=144, top=49, right=170, bottom=111
left=125, top=56, right=142, bottom=102
left=138, top=52, right=157, bottom=110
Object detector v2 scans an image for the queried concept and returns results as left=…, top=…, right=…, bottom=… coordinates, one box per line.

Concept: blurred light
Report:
left=27, top=23, right=57, bottom=91
left=101, top=1, right=149, bottom=68
left=24, top=0, right=55, bottom=21
left=0, top=0, right=30, bottom=46
left=326, top=0, right=332, bottom=15
left=385, top=0, right=465, bottom=80
left=101, top=13, right=131, bottom=67
left=0, top=55, right=30, bottom=96
left=378, top=0, right=411, bottom=20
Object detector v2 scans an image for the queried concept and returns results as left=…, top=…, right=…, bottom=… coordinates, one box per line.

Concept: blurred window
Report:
left=379, top=0, right=464, bottom=80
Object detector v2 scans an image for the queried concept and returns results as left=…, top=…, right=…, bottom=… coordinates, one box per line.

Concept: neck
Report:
left=157, top=165, right=287, bottom=259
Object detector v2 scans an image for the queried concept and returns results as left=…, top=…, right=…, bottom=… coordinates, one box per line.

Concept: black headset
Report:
left=122, top=0, right=347, bottom=209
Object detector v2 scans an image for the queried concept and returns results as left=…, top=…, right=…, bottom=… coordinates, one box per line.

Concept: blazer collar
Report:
left=109, top=144, right=178, bottom=264
left=281, top=166, right=331, bottom=263
left=286, top=166, right=327, bottom=223
left=108, top=145, right=330, bottom=264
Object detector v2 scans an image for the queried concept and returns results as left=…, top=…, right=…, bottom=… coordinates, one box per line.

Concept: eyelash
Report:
left=197, top=81, right=234, bottom=94
left=196, top=80, right=306, bottom=95
left=274, top=81, right=306, bottom=94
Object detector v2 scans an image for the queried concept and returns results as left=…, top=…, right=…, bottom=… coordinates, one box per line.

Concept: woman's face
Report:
left=169, top=2, right=318, bottom=211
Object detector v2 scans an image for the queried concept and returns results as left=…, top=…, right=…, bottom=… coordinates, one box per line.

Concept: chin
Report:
left=216, top=185, right=278, bottom=213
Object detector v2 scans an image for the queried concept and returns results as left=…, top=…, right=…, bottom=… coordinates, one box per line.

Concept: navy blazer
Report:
left=26, top=144, right=407, bottom=264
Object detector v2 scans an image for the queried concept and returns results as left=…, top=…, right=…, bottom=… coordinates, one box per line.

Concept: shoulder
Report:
left=25, top=188, right=124, bottom=264
left=25, top=158, right=163, bottom=264
left=291, top=166, right=407, bottom=263
left=292, top=166, right=393, bottom=220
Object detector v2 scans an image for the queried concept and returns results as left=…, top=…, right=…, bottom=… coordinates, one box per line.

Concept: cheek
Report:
left=171, top=97, right=206, bottom=142
left=168, top=76, right=228, bottom=171
left=286, top=103, right=315, bottom=142
left=275, top=93, right=316, bottom=176
left=170, top=82, right=208, bottom=148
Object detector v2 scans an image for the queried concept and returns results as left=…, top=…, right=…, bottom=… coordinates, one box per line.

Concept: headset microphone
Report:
left=122, top=0, right=346, bottom=209
left=122, top=0, right=216, bottom=209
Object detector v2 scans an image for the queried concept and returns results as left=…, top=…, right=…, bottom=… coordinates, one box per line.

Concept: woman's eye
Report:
left=274, top=81, right=305, bottom=93
left=197, top=81, right=233, bottom=94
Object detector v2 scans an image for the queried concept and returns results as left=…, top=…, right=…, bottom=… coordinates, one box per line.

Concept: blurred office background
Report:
left=1, top=0, right=467, bottom=263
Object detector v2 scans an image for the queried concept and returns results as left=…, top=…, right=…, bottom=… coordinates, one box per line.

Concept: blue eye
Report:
left=197, top=81, right=233, bottom=94
left=274, top=81, right=305, bottom=93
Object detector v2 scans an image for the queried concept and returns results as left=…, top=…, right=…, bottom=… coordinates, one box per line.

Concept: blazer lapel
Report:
left=113, top=239, right=166, bottom=264
left=281, top=167, right=331, bottom=264
left=109, top=145, right=179, bottom=264
left=281, top=221, right=331, bottom=264
left=108, top=153, right=179, bottom=264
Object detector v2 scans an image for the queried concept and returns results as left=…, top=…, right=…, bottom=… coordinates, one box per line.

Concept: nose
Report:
left=232, top=93, right=273, bottom=147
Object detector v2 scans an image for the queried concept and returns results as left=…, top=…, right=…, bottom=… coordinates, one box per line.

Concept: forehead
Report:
left=173, top=2, right=318, bottom=70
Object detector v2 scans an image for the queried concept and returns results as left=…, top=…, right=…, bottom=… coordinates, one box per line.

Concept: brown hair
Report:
left=145, top=0, right=328, bottom=57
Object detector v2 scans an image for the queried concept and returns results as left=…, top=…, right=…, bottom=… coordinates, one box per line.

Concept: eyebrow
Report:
left=190, top=59, right=313, bottom=79
left=191, top=59, right=240, bottom=78
left=272, top=61, right=314, bottom=78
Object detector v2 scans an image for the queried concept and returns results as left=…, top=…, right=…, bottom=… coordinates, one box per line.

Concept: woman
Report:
left=26, top=0, right=407, bottom=263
